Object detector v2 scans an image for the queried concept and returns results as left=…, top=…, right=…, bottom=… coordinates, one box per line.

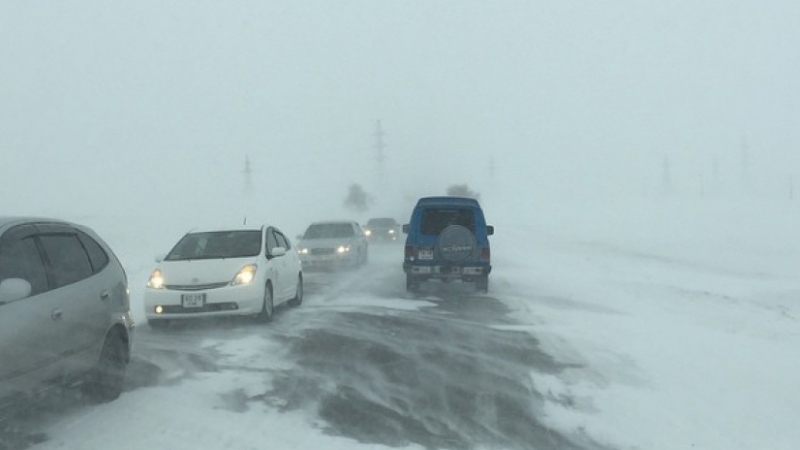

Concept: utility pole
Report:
left=243, top=154, right=253, bottom=196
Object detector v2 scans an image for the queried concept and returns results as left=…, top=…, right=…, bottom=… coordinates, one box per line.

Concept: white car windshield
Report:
left=165, top=231, right=262, bottom=261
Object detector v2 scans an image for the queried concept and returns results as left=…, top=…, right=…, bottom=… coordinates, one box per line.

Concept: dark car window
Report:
left=266, top=230, right=279, bottom=254
left=368, top=218, right=396, bottom=228
left=0, top=236, right=49, bottom=295
left=304, top=223, right=355, bottom=239
left=77, top=231, right=109, bottom=273
left=165, top=231, right=262, bottom=261
left=38, top=234, right=94, bottom=288
left=275, top=231, right=290, bottom=250
left=420, top=208, right=476, bottom=235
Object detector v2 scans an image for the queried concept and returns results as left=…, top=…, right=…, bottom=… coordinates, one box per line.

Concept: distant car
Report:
left=402, top=197, right=494, bottom=293
left=363, top=217, right=400, bottom=242
left=144, top=225, right=303, bottom=328
left=0, top=217, right=134, bottom=404
left=296, top=221, right=368, bottom=270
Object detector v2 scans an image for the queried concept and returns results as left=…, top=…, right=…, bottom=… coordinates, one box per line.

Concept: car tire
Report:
left=406, top=274, right=420, bottom=293
left=288, top=275, right=303, bottom=307
left=476, top=276, right=489, bottom=294
left=437, top=225, right=476, bottom=263
left=257, top=282, right=274, bottom=322
left=148, top=319, right=170, bottom=330
left=83, top=330, right=128, bottom=403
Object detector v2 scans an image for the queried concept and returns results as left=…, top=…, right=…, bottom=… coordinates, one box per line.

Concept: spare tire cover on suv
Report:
left=437, top=225, right=476, bottom=262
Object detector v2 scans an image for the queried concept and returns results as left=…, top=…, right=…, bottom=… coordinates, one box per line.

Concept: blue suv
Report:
left=402, top=196, right=494, bottom=293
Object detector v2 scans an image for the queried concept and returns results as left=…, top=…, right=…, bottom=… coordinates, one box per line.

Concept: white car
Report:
left=144, top=225, right=302, bottom=328
left=296, top=221, right=369, bottom=270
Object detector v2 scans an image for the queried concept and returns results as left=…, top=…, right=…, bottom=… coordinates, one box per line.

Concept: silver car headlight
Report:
left=337, top=245, right=351, bottom=253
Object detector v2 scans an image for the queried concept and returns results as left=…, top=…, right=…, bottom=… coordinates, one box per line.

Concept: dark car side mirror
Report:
left=486, top=225, right=494, bottom=236
left=402, top=224, right=410, bottom=234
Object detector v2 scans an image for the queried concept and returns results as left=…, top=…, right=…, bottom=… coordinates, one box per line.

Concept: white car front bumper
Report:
left=144, top=282, right=264, bottom=320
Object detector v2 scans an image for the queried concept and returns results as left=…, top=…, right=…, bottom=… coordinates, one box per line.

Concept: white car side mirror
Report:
left=271, top=247, right=287, bottom=257
left=155, top=253, right=166, bottom=263
left=0, top=278, right=32, bottom=303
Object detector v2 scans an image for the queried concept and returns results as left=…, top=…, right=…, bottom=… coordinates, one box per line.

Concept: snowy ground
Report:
left=2, top=197, right=799, bottom=450
left=491, top=197, right=800, bottom=450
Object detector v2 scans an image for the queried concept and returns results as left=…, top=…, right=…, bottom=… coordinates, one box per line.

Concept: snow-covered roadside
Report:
left=490, top=198, right=800, bottom=450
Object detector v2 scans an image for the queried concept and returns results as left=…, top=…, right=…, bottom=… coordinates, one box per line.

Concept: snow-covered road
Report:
left=3, top=199, right=799, bottom=450
left=1, top=244, right=600, bottom=450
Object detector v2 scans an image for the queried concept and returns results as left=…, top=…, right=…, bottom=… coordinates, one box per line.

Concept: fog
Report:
left=2, top=1, right=799, bottom=232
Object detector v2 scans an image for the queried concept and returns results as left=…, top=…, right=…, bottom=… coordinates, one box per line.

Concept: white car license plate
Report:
left=181, top=293, right=205, bottom=308
left=418, top=250, right=434, bottom=260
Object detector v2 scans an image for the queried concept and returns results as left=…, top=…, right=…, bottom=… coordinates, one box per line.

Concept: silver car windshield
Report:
left=304, top=224, right=354, bottom=239
left=165, top=231, right=262, bottom=261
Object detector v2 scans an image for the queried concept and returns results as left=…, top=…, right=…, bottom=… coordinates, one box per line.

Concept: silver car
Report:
left=296, top=221, right=369, bottom=270
left=0, top=217, right=134, bottom=404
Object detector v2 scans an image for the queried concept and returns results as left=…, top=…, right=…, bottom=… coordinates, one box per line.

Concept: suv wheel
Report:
left=476, top=276, right=489, bottom=294
left=406, top=274, right=420, bottom=293
left=84, top=330, right=128, bottom=403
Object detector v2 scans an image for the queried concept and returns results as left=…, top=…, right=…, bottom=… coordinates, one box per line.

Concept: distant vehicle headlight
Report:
left=147, top=269, right=165, bottom=289
left=337, top=245, right=351, bottom=253
left=298, top=247, right=309, bottom=254
left=364, top=229, right=372, bottom=236
left=232, top=264, right=258, bottom=285
left=388, top=229, right=395, bottom=234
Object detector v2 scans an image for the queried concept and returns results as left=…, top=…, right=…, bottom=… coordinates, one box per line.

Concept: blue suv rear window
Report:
left=420, top=208, right=475, bottom=235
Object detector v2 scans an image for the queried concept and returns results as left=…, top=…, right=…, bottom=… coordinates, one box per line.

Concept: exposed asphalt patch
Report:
left=267, top=310, right=601, bottom=450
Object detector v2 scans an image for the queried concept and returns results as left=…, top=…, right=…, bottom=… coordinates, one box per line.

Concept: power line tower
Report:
left=243, top=154, right=253, bottom=196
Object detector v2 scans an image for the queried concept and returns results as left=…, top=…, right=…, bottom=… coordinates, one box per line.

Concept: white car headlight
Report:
left=364, top=229, right=372, bottom=236
left=147, top=269, right=165, bottom=289
left=388, top=229, right=395, bottom=234
left=298, top=247, right=309, bottom=254
left=337, top=245, right=351, bottom=253
left=232, top=264, right=258, bottom=285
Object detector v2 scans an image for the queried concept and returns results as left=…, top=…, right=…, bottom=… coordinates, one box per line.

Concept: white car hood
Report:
left=158, top=258, right=257, bottom=285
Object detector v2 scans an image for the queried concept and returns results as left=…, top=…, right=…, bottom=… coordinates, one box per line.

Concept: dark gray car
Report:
left=0, top=217, right=134, bottom=405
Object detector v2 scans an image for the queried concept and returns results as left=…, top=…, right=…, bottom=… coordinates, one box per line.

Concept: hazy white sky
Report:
left=2, top=1, right=799, bottom=220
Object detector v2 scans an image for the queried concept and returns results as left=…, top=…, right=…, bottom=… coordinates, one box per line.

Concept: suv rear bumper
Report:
left=403, top=262, right=491, bottom=279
